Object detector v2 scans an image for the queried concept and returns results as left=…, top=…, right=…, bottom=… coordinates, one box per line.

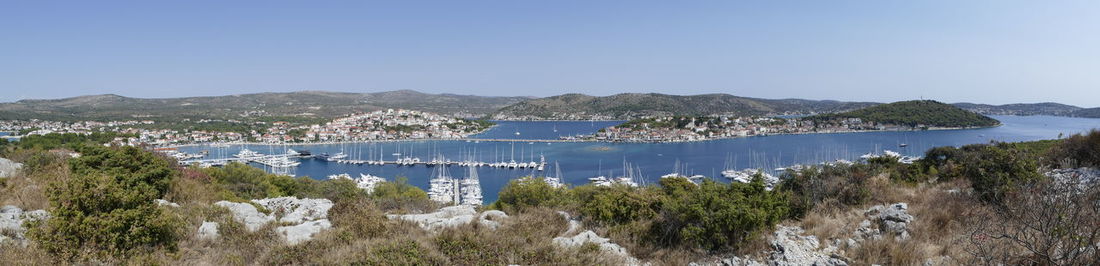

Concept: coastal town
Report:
left=0, top=109, right=493, bottom=147
left=577, top=115, right=935, bottom=142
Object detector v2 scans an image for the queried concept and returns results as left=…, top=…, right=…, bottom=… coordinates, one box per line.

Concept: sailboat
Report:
left=460, top=167, right=483, bottom=206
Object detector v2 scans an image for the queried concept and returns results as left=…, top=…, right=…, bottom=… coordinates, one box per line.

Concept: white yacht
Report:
left=428, top=164, right=457, bottom=204
left=327, top=173, right=353, bottom=180
left=356, top=174, right=386, bottom=194
left=460, top=167, right=483, bottom=206
left=235, top=148, right=262, bottom=158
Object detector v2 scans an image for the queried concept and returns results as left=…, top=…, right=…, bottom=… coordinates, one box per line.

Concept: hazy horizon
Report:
left=2, top=89, right=1092, bottom=108
left=4, top=1, right=1099, bottom=106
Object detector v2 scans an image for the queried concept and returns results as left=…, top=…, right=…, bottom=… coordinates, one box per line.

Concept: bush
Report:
left=1049, top=129, right=1100, bottom=167
left=202, top=163, right=299, bottom=200
left=779, top=165, right=871, bottom=218
left=655, top=176, right=789, bottom=250
left=27, top=146, right=184, bottom=262
left=491, top=177, right=570, bottom=214
left=370, top=177, right=432, bottom=211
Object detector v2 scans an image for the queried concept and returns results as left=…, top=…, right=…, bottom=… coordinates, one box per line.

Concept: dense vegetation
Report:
left=810, top=100, right=1000, bottom=128
left=4, top=132, right=133, bottom=150
left=953, top=102, right=1082, bottom=116
left=0, top=90, right=528, bottom=122
left=492, top=175, right=789, bottom=252
left=1071, top=107, right=1100, bottom=118
left=493, top=93, right=878, bottom=119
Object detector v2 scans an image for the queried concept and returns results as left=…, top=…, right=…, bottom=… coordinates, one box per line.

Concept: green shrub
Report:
left=27, top=146, right=184, bottom=261
left=655, top=176, right=789, bottom=250
left=491, top=177, right=570, bottom=213
left=779, top=165, right=871, bottom=218
left=371, top=177, right=432, bottom=211
left=202, top=162, right=298, bottom=200
left=1049, top=129, right=1100, bottom=167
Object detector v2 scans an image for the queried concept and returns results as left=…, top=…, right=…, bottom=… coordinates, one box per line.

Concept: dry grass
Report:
left=0, top=151, right=70, bottom=210
left=791, top=177, right=978, bottom=265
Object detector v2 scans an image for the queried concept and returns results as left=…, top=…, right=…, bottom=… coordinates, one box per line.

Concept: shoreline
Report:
left=161, top=124, right=1003, bottom=148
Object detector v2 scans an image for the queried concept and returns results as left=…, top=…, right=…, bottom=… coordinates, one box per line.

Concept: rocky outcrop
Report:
left=214, top=197, right=334, bottom=245
left=767, top=226, right=849, bottom=266
left=277, top=219, right=332, bottom=245
left=558, top=211, right=582, bottom=235
left=1046, top=167, right=1100, bottom=187
left=154, top=199, right=180, bottom=208
left=215, top=201, right=276, bottom=232
left=197, top=221, right=219, bottom=240
left=387, top=205, right=510, bottom=231
left=478, top=210, right=508, bottom=230
left=852, top=203, right=914, bottom=244
left=253, top=197, right=333, bottom=224
left=0, top=157, right=22, bottom=178
left=697, top=226, right=848, bottom=266
left=0, top=205, right=49, bottom=246
left=553, top=230, right=639, bottom=265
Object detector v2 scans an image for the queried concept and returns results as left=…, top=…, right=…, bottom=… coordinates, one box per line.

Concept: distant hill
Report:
left=810, top=100, right=1000, bottom=128
left=492, top=93, right=878, bottom=119
left=952, top=102, right=1082, bottom=116
left=1072, top=107, right=1100, bottom=118
left=0, top=90, right=530, bottom=121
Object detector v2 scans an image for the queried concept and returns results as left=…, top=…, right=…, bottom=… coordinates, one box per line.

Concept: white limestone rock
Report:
left=387, top=205, right=478, bottom=230
left=214, top=201, right=275, bottom=232
left=277, top=219, right=332, bottom=245
left=862, top=203, right=914, bottom=241
left=478, top=210, right=508, bottom=230
left=558, top=211, right=583, bottom=236
left=0, top=157, right=22, bottom=178
left=215, top=197, right=334, bottom=244
left=767, top=226, right=848, bottom=266
left=252, top=197, right=333, bottom=224
left=197, top=221, right=219, bottom=240
left=553, top=230, right=639, bottom=265
left=0, top=205, right=49, bottom=245
left=154, top=199, right=180, bottom=208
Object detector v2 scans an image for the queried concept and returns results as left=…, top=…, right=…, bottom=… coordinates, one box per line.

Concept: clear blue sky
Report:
left=2, top=1, right=1098, bottom=106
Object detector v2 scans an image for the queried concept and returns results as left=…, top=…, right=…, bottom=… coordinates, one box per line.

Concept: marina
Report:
left=175, top=115, right=1100, bottom=203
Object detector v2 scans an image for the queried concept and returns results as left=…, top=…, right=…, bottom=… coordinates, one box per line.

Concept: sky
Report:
left=2, top=1, right=1099, bottom=107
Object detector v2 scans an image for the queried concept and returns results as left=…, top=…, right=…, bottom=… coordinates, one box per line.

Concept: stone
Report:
left=558, top=211, right=582, bottom=235
left=277, top=219, right=332, bottom=245
left=553, top=230, right=638, bottom=264
left=214, top=201, right=275, bottom=232
left=387, top=205, right=478, bottom=230
left=154, top=199, right=180, bottom=208
left=197, top=221, right=219, bottom=240
left=215, top=197, right=333, bottom=244
left=859, top=202, right=914, bottom=241
left=0, top=205, right=49, bottom=246
left=767, top=226, right=848, bottom=266
left=0, top=157, right=22, bottom=178
left=478, top=210, right=509, bottom=230
left=252, top=197, right=333, bottom=224
left=717, top=257, right=765, bottom=266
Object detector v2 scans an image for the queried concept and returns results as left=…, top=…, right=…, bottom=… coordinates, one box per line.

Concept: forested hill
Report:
left=952, top=102, right=1082, bottom=116
left=1071, top=107, right=1100, bottom=118
left=491, top=93, right=878, bottom=119
left=0, top=90, right=530, bottom=122
left=810, top=100, right=1000, bottom=128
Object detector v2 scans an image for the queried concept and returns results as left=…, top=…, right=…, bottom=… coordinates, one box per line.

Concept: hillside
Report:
left=492, top=93, right=878, bottom=119
left=0, top=90, right=530, bottom=122
left=810, top=100, right=1000, bottom=128
left=952, top=102, right=1081, bottom=116
left=1072, top=107, right=1100, bottom=118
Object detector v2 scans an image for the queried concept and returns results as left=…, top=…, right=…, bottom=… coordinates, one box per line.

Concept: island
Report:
left=579, top=100, right=1000, bottom=142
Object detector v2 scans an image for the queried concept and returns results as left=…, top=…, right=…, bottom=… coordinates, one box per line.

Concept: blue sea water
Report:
left=178, top=115, right=1100, bottom=203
